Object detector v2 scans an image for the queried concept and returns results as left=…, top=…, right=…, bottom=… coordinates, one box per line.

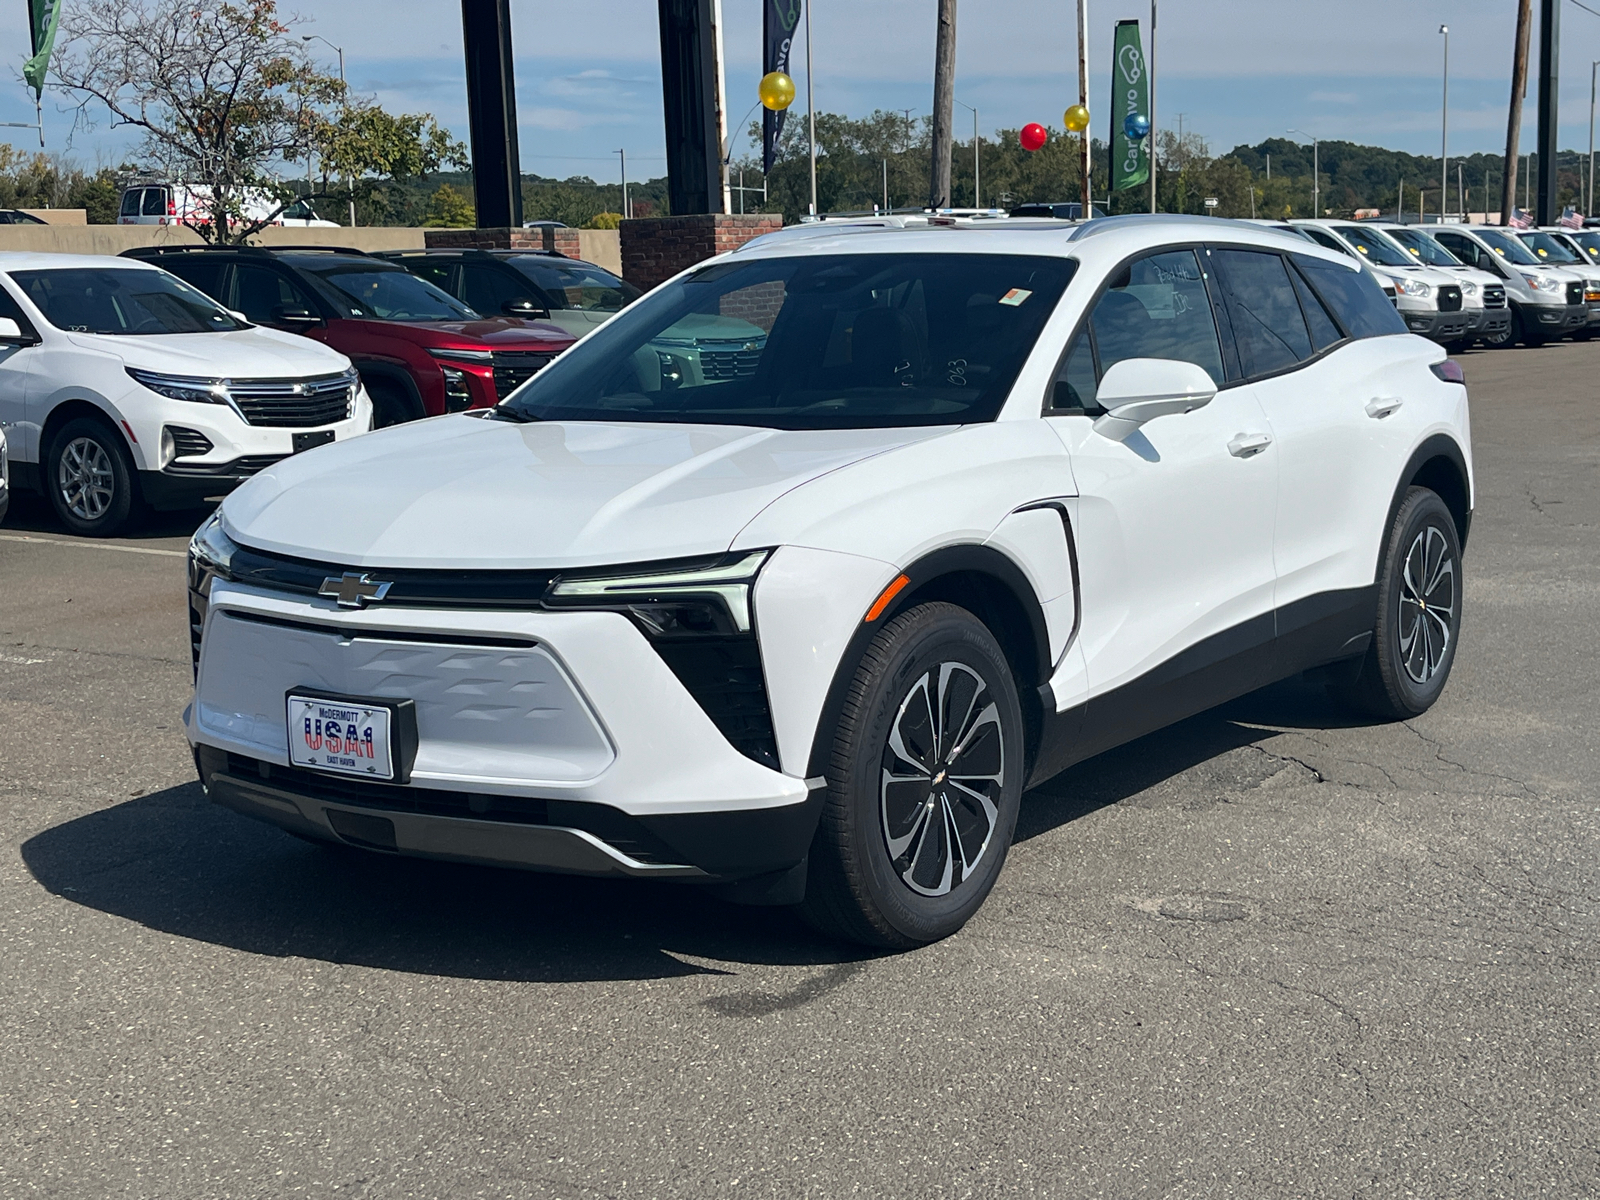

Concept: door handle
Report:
left=1365, top=396, right=1404, bottom=420
left=1227, top=432, right=1272, bottom=458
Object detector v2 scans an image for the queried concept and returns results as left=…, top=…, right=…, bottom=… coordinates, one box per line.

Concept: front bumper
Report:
left=1399, top=308, right=1474, bottom=341
left=1470, top=307, right=1513, bottom=337
left=1524, top=301, right=1589, bottom=332
left=186, top=581, right=820, bottom=882
left=141, top=455, right=286, bottom=510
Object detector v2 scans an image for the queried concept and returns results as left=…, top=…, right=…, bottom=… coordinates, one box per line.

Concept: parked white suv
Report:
left=0, top=252, right=372, bottom=536
left=185, top=215, right=1472, bottom=948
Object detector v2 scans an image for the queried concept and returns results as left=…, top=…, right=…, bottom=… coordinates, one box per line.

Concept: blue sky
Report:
left=5, top=0, right=1600, bottom=184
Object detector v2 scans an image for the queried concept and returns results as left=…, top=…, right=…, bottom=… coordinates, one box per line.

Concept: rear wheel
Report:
left=1332, top=487, right=1462, bottom=720
left=800, top=602, right=1025, bottom=949
left=45, top=416, right=141, bottom=537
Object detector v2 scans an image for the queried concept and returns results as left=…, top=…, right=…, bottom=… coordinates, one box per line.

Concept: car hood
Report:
left=221, top=416, right=950, bottom=569
left=402, top=317, right=575, bottom=348
left=70, top=326, right=352, bottom=377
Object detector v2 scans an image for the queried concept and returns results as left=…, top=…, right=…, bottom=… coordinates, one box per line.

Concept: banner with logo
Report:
left=762, top=0, right=801, bottom=173
left=1110, top=19, right=1149, bottom=193
left=23, top=0, right=62, bottom=98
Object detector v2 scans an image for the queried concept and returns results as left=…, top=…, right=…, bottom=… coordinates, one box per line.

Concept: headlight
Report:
left=1459, top=280, right=1478, bottom=297
left=188, top=510, right=238, bottom=596
left=1395, top=277, right=1432, bottom=298
left=439, top=364, right=474, bottom=412
left=1522, top=273, right=1561, bottom=293
left=127, top=367, right=229, bottom=405
left=545, top=550, right=771, bottom=637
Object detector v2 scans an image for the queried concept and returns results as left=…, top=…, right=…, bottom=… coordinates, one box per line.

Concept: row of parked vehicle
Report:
left=1262, top=218, right=1600, bottom=351
left=0, top=243, right=651, bottom=535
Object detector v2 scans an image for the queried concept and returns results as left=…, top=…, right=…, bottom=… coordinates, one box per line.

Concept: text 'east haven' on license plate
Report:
left=287, top=695, right=393, bottom=780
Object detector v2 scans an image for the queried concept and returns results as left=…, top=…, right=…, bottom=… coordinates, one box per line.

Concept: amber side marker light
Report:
left=865, top=574, right=911, bottom=622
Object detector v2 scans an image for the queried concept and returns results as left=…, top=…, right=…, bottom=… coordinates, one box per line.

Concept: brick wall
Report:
left=619, top=214, right=783, bottom=291
left=423, top=225, right=583, bottom=256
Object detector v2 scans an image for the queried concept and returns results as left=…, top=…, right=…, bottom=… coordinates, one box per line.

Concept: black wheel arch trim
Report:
left=351, top=361, right=426, bottom=419
left=1387, top=433, right=1473, bottom=558
left=801, top=540, right=1055, bottom=781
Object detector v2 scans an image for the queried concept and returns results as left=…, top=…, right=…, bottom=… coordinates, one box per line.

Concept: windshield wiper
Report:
left=486, top=404, right=538, bottom=423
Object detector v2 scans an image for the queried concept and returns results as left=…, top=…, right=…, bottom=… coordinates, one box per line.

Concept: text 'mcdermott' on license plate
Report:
left=287, top=694, right=394, bottom=780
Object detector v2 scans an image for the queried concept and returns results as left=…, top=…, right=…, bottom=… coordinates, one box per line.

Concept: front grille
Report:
left=1437, top=285, right=1463, bottom=313
left=699, top=343, right=763, bottom=379
left=229, top=373, right=355, bottom=428
left=167, top=426, right=213, bottom=458
left=491, top=351, right=555, bottom=399
left=1568, top=281, right=1585, bottom=306
left=654, top=639, right=779, bottom=769
left=1482, top=285, right=1506, bottom=308
left=216, top=752, right=680, bottom=863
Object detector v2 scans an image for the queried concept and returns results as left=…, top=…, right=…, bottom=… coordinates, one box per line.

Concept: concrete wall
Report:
left=0, top=224, right=427, bottom=256
left=17, top=209, right=87, bottom=225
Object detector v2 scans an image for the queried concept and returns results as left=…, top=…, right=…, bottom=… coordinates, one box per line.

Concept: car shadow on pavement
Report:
left=2, top=489, right=211, bottom=539
left=20, top=677, right=1378, bottom=982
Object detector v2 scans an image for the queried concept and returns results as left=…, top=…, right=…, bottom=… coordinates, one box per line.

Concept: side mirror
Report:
left=502, top=298, right=551, bottom=320
left=271, top=305, right=322, bottom=326
left=1091, top=358, right=1217, bottom=442
left=0, top=316, right=37, bottom=345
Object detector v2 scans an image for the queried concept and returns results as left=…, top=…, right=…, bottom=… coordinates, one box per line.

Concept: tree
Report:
left=49, top=0, right=462, bottom=241
left=423, top=183, right=474, bottom=228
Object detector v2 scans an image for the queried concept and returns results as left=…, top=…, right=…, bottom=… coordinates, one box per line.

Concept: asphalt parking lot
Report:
left=2, top=342, right=1597, bottom=1199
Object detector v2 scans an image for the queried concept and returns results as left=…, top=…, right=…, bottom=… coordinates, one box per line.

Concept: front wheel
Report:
left=800, top=601, right=1025, bottom=949
left=1515, top=308, right=1546, bottom=348
left=45, top=416, right=141, bottom=537
left=1332, top=487, right=1462, bottom=720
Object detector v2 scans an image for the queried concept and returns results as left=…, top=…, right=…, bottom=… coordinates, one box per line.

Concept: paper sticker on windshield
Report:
left=999, top=288, right=1033, bottom=306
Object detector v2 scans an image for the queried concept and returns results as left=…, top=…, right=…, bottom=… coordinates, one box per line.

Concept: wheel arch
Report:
left=1392, top=433, right=1473, bottom=554
left=352, top=360, right=426, bottom=422
left=803, top=543, right=1051, bottom=780
left=39, top=398, right=141, bottom=478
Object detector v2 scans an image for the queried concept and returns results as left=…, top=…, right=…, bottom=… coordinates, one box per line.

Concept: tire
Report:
left=45, top=416, right=141, bottom=537
left=1480, top=319, right=1514, bottom=349
left=1441, top=338, right=1469, bottom=355
left=365, top=376, right=421, bottom=428
left=1515, top=308, right=1546, bottom=348
left=800, top=601, right=1026, bottom=950
left=1332, top=487, right=1462, bottom=721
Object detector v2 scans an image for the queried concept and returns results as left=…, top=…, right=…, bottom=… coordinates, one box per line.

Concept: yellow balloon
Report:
left=759, top=71, right=796, bottom=112
left=1064, top=104, right=1090, bottom=133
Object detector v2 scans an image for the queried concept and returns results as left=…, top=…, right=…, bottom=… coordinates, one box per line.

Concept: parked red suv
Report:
left=122, top=246, right=576, bottom=425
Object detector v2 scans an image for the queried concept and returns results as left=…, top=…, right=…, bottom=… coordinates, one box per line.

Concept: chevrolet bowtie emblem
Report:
left=318, top=572, right=393, bottom=608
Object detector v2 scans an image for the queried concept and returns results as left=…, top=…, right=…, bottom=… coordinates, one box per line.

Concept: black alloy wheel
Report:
left=801, top=601, right=1025, bottom=949
left=1333, top=486, right=1462, bottom=720
left=45, top=416, right=140, bottom=537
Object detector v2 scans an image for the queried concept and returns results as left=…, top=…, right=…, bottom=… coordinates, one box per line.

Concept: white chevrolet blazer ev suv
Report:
left=184, top=214, right=1472, bottom=948
left=0, top=252, right=371, bottom=537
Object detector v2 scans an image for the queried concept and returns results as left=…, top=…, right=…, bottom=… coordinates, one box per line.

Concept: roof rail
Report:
left=259, top=245, right=373, bottom=256
left=120, top=244, right=271, bottom=257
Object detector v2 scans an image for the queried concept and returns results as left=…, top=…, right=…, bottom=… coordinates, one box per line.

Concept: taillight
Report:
left=167, top=195, right=176, bottom=216
left=1430, top=359, right=1465, bottom=384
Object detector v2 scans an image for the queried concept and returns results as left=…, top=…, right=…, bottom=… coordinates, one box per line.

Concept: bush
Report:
left=583, top=211, right=623, bottom=230
left=423, top=182, right=475, bottom=227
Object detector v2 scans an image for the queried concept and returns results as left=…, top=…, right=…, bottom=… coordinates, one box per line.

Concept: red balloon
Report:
left=1020, top=122, right=1048, bottom=152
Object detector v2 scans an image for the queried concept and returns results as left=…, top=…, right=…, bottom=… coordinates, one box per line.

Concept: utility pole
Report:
left=1502, top=0, right=1533, bottom=224
left=1148, top=0, right=1158, bottom=213
left=1458, top=161, right=1465, bottom=219
left=1536, top=0, right=1559, bottom=225
left=1077, top=0, right=1091, bottom=216
left=806, top=0, right=817, bottom=216
left=1440, top=25, right=1449, bottom=221
left=930, top=0, right=956, bottom=208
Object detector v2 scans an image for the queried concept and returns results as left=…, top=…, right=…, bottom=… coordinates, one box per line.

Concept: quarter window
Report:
left=1289, top=264, right=1343, bottom=351
left=1295, top=255, right=1408, bottom=339
left=1215, top=249, right=1312, bottom=376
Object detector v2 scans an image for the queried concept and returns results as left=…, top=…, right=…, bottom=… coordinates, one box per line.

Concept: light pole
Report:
left=1440, top=25, right=1449, bottom=219
left=956, top=99, right=979, bottom=207
left=303, top=34, right=356, bottom=227
left=1589, top=60, right=1599, bottom=214
left=1288, top=128, right=1318, bottom=217
left=1149, top=0, right=1157, bottom=213
left=805, top=0, right=816, bottom=216
left=615, top=148, right=629, bottom=219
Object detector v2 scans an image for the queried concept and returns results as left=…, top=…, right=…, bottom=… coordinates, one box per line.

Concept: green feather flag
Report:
left=23, top=0, right=63, bottom=99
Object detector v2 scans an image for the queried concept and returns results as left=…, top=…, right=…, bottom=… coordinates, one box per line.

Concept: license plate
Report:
left=287, top=694, right=394, bottom=780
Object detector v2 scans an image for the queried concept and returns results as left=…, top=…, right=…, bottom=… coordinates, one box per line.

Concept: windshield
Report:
left=9, top=266, right=246, bottom=335
left=1564, top=230, right=1600, bottom=260
left=1517, top=231, right=1581, bottom=263
left=1332, top=226, right=1412, bottom=267
left=503, top=252, right=1075, bottom=430
left=299, top=262, right=479, bottom=321
left=1383, top=227, right=1462, bottom=267
left=1473, top=229, right=1542, bottom=265
left=508, top=257, right=640, bottom=312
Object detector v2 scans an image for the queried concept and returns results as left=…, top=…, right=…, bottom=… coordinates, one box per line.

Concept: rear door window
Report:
left=159, top=258, right=227, bottom=301
left=1294, top=255, right=1407, bottom=339
left=141, top=188, right=168, bottom=216
left=120, top=190, right=142, bottom=218
left=1214, top=249, right=1312, bottom=376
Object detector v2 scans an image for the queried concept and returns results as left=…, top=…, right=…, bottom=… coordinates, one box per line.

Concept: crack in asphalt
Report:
left=1399, top=721, right=1540, bottom=798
